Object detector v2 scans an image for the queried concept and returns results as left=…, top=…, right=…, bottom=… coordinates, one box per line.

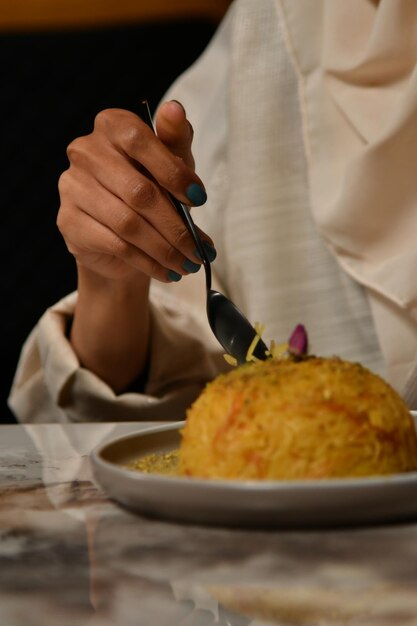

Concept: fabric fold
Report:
left=280, top=0, right=417, bottom=390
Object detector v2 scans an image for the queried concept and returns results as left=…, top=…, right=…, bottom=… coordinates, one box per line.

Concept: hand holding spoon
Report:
left=138, top=100, right=268, bottom=365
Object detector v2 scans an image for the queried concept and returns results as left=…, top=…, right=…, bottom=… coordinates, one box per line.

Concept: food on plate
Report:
left=128, top=450, right=179, bottom=475
left=178, top=326, right=417, bottom=480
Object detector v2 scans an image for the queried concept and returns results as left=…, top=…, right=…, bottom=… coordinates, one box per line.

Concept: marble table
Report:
left=1, top=421, right=417, bottom=626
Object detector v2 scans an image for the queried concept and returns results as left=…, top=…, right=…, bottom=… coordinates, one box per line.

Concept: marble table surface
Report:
left=1, top=421, right=417, bottom=626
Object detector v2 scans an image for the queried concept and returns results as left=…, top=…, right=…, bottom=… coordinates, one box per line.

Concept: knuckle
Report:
left=94, top=108, right=118, bottom=131
left=66, top=135, right=89, bottom=165
left=148, top=258, right=166, bottom=281
left=56, top=204, right=72, bottom=237
left=126, top=177, right=158, bottom=208
left=123, top=122, right=149, bottom=153
left=162, top=243, right=178, bottom=268
left=108, top=232, right=130, bottom=259
left=113, top=209, right=140, bottom=238
left=171, top=223, right=191, bottom=250
left=148, top=257, right=159, bottom=276
left=57, top=170, right=70, bottom=196
left=56, top=209, right=66, bottom=234
left=95, top=108, right=142, bottom=148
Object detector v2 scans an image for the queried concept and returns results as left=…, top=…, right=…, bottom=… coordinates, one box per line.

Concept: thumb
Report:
left=155, top=100, right=195, bottom=169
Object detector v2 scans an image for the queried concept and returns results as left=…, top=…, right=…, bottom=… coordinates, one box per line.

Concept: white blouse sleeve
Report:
left=8, top=283, right=228, bottom=423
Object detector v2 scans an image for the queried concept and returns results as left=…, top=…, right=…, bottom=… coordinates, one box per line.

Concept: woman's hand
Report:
left=58, top=100, right=216, bottom=392
left=57, top=100, right=215, bottom=284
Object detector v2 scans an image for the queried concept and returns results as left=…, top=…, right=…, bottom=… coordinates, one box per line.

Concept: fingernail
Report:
left=168, top=270, right=182, bottom=282
left=182, top=259, right=201, bottom=273
left=186, top=182, right=207, bottom=206
left=195, top=242, right=217, bottom=262
left=170, top=99, right=185, bottom=113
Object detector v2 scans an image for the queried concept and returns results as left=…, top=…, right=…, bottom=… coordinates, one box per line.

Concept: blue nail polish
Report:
left=195, top=242, right=217, bottom=262
left=182, top=259, right=201, bottom=273
left=168, top=270, right=182, bottom=282
left=205, top=242, right=217, bottom=262
left=186, top=182, right=207, bottom=206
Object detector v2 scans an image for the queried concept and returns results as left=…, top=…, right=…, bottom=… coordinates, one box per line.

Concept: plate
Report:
left=90, top=413, right=417, bottom=528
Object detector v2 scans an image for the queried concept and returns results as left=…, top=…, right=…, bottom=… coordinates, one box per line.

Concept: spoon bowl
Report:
left=207, top=289, right=269, bottom=364
left=139, top=100, right=268, bottom=365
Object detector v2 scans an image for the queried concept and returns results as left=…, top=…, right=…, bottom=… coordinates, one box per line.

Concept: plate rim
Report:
left=91, top=412, right=417, bottom=493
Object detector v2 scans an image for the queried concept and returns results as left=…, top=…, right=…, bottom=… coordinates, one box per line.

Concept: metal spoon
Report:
left=138, top=100, right=268, bottom=364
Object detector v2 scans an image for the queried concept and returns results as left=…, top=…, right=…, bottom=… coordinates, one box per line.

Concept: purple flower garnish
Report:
left=288, top=324, right=308, bottom=357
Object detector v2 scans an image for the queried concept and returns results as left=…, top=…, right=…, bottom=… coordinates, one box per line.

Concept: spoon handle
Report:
left=137, top=100, right=212, bottom=291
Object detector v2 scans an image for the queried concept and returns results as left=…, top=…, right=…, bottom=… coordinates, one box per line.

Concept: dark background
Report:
left=0, top=17, right=220, bottom=423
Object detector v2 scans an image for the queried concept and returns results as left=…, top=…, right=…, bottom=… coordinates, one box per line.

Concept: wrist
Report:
left=76, top=264, right=150, bottom=299
left=71, top=265, right=152, bottom=392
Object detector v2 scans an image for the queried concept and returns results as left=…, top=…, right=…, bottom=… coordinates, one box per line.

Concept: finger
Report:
left=63, top=148, right=215, bottom=263
left=154, top=100, right=195, bottom=168
left=62, top=170, right=206, bottom=277
left=59, top=202, right=185, bottom=283
left=93, top=108, right=207, bottom=207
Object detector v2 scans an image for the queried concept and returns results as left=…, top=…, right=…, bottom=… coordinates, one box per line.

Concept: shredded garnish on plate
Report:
left=128, top=450, right=180, bottom=475
left=223, top=354, right=238, bottom=366
left=245, top=322, right=266, bottom=363
left=266, top=340, right=289, bottom=359
left=223, top=323, right=308, bottom=366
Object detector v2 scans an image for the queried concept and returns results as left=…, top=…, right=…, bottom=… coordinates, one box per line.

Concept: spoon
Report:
left=138, top=100, right=268, bottom=364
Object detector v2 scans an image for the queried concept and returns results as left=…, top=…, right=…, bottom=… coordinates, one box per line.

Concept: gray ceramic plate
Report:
left=90, top=413, right=417, bottom=528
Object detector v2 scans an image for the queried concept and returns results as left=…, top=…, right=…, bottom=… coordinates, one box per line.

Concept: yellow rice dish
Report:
left=178, top=356, right=417, bottom=480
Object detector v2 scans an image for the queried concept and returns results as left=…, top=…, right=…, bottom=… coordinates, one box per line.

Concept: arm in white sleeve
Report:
left=9, top=276, right=229, bottom=423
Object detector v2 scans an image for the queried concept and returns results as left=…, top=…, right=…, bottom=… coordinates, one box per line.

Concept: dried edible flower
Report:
left=288, top=323, right=308, bottom=358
